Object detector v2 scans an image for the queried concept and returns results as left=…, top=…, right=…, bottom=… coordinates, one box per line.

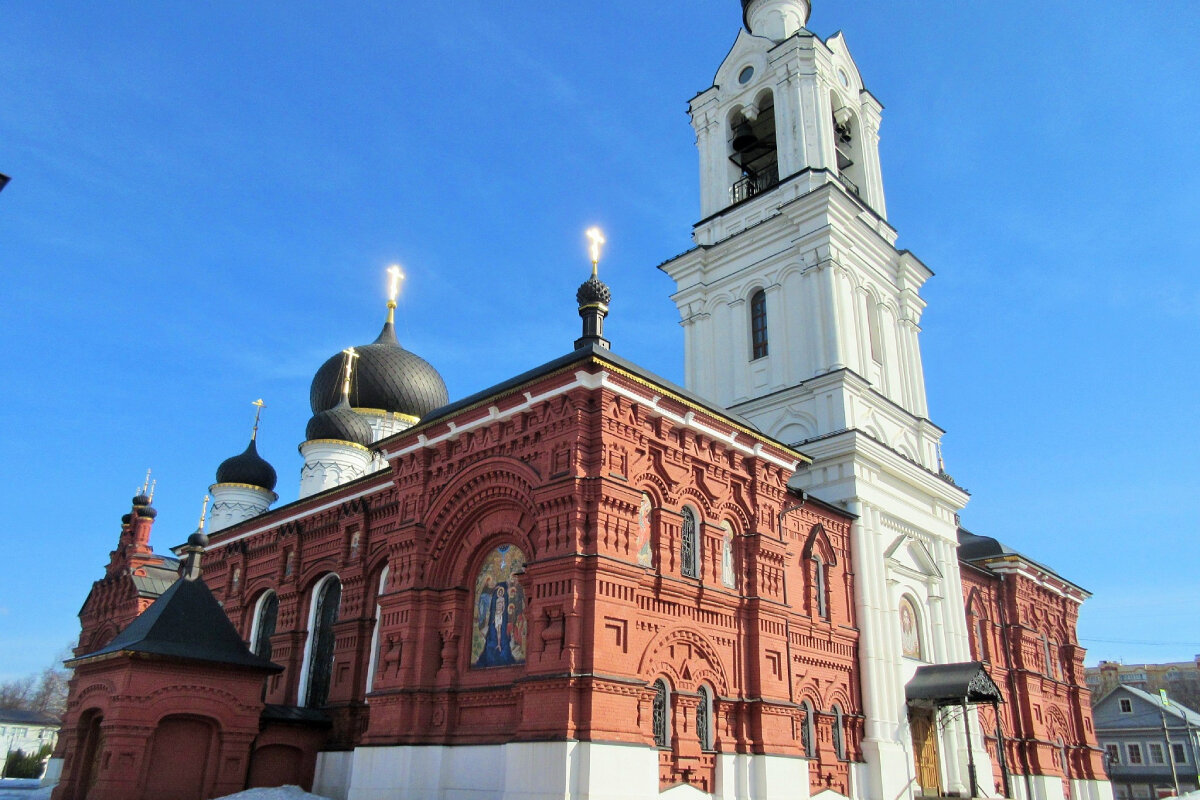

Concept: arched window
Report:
left=899, top=595, right=923, bottom=660
left=813, top=555, right=829, bottom=619
left=697, top=685, right=713, bottom=751
left=750, top=290, right=769, bottom=360
left=832, top=704, right=846, bottom=760
left=251, top=591, right=278, bottom=660
left=719, top=520, right=736, bottom=589
left=728, top=91, right=779, bottom=205
left=300, top=574, right=342, bottom=708
left=680, top=507, right=700, bottom=579
left=365, top=566, right=390, bottom=692
left=800, top=701, right=815, bottom=757
left=653, top=679, right=671, bottom=747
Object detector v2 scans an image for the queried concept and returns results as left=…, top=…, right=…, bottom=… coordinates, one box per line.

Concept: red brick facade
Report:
left=960, top=556, right=1107, bottom=794
left=123, top=352, right=862, bottom=795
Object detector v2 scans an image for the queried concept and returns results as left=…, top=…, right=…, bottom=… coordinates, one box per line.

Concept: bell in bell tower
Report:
left=688, top=0, right=887, bottom=228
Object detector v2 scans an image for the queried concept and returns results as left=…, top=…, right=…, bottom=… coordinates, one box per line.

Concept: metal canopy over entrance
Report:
left=905, top=662, right=1009, bottom=798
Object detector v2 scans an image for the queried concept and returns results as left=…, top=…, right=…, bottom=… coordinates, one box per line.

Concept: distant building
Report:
left=0, top=708, right=60, bottom=761
left=1092, top=685, right=1200, bottom=798
left=1087, top=660, right=1200, bottom=711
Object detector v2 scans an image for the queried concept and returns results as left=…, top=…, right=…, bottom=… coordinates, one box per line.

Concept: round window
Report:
left=838, top=68, right=850, bottom=88
left=738, top=66, right=754, bottom=85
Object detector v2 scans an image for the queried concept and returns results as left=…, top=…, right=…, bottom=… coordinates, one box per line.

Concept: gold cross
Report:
left=251, top=398, right=266, bottom=441
left=197, top=494, right=211, bottom=531
left=586, top=227, right=606, bottom=277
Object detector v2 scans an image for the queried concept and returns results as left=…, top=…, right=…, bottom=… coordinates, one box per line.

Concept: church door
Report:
left=909, top=707, right=942, bottom=797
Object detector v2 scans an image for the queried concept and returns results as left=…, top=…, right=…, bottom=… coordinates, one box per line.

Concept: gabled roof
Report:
left=0, top=708, right=60, bottom=726
left=416, top=341, right=763, bottom=435
left=957, top=528, right=1088, bottom=596
left=1108, top=684, right=1200, bottom=727
left=69, top=577, right=280, bottom=672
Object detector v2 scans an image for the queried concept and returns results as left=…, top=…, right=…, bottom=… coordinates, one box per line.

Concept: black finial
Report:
left=179, top=531, right=208, bottom=581
left=576, top=227, right=611, bottom=350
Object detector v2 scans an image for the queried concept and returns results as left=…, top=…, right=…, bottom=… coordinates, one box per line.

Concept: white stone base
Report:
left=314, top=750, right=355, bottom=800
left=342, top=742, right=813, bottom=800
left=40, top=756, right=63, bottom=787
left=858, top=738, right=915, bottom=800
left=715, top=752, right=810, bottom=800
left=1069, top=779, right=1114, bottom=800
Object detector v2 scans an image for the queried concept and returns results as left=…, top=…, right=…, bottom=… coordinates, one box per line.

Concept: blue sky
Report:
left=1, top=1, right=1198, bottom=682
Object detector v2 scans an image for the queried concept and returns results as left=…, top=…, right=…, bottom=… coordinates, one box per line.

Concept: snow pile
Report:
left=0, top=786, right=54, bottom=800
left=214, top=787, right=332, bottom=800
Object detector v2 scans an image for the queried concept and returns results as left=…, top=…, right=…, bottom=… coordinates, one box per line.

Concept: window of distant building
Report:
left=1120, top=698, right=1133, bottom=713
left=1105, top=744, right=1121, bottom=765
left=1149, top=743, right=1165, bottom=764
left=1173, top=743, right=1188, bottom=764
left=750, top=290, right=768, bottom=360
left=1127, top=743, right=1144, bottom=765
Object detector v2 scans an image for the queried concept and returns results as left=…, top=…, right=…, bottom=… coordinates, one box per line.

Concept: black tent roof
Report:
left=906, top=661, right=1003, bottom=706
left=69, top=577, right=281, bottom=672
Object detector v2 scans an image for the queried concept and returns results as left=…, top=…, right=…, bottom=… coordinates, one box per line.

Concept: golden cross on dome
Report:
left=148, top=479, right=157, bottom=502
left=197, top=494, right=211, bottom=532
left=341, top=346, right=360, bottom=401
left=140, top=468, right=152, bottom=496
left=386, top=265, right=405, bottom=323
left=586, top=227, right=606, bottom=277
left=251, top=399, right=265, bottom=441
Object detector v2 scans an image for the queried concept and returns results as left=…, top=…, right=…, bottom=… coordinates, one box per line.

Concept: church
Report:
left=50, top=3, right=1111, bottom=800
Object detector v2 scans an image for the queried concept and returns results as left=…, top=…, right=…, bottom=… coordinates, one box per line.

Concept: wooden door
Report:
left=910, top=707, right=942, bottom=797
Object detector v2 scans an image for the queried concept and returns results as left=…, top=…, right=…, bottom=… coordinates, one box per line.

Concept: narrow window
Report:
left=653, top=680, right=670, bottom=747
left=832, top=704, right=846, bottom=759
left=1119, top=698, right=1133, bottom=713
left=697, top=685, right=713, bottom=750
left=800, top=701, right=815, bottom=757
left=365, top=566, right=390, bottom=692
left=750, top=290, right=769, bottom=360
left=976, top=618, right=990, bottom=662
left=1043, top=636, right=1055, bottom=678
left=1105, top=744, right=1120, bottom=765
left=681, top=508, right=700, bottom=579
left=303, top=575, right=342, bottom=708
left=251, top=591, right=278, bottom=660
left=1149, top=743, right=1165, bottom=764
left=813, top=555, right=828, bottom=618
left=1172, top=743, right=1187, bottom=764
left=1127, top=743, right=1143, bottom=765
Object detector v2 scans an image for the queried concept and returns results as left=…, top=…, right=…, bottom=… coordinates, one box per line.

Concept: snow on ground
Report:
left=214, top=787, right=331, bottom=800
left=0, top=779, right=52, bottom=800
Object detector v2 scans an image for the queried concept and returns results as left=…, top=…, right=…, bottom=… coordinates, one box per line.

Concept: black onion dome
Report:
left=215, top=438, right=278, bottom=492
left=309, top=320, right=449, bottom=419
left=576, top=276, right=612, bottom=306
left=305, top=399, right=374, bottom=448
left=133, top=494, right=151, bottom=506
left=188, top=531, right=209, bottom=549
left=136, top=506, right=158, bottom=518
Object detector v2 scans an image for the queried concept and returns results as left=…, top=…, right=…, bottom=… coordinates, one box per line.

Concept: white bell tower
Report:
left=661, top=4, right=989, bottom=799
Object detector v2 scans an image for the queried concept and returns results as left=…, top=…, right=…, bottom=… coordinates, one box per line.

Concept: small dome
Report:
left=215, top=438, right=278, bottom=491
left=309, top=320, right=449, bottom=420
left=133, top=493, right=151, bottom=506
left=305, top=399, right=374, bottom=448
left=136, top=506, right=158, bottom=519
left=188, top=531, right=209, bottom=549
left=577, top=276, right=612, bottom=307
left=121, top=513, right=133, bottom=525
